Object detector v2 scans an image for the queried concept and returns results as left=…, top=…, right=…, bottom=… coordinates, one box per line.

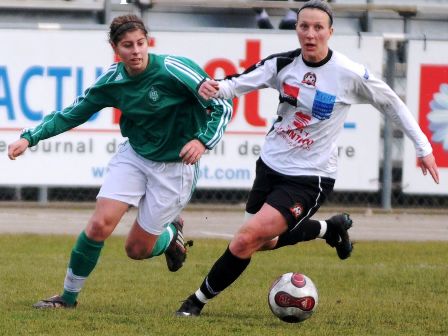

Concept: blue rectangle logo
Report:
left=312, top=90, right=336, bottom=120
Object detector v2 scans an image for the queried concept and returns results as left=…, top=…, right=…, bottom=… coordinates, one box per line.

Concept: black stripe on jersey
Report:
left=279, top=94, right=297, bottom=107
left=224, top=48, right=302, bottom=80
left=276, top=49, right=301, bottom=73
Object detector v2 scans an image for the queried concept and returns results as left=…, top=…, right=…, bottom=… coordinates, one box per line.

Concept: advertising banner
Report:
left=404, top=40, right=448, bottom=194
left=0, top=29, right=383, bottom=190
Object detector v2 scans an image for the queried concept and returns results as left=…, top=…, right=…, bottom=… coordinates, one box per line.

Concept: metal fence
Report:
left=1, top=184, right=447, bottom=208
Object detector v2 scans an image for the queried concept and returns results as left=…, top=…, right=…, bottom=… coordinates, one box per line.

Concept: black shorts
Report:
left=245, top=158, right=335, bottom=230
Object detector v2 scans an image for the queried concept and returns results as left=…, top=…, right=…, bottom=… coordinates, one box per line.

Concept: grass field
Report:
left=0, top=234, right=447, bottom=336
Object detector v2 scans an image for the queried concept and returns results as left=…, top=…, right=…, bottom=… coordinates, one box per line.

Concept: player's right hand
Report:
left=8, top=138, right=30, bottom=160
left=198, top=80, right=219, bottom=100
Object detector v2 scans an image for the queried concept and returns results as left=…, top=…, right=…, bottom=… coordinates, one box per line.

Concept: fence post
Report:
left=103, top=0, right=112, bottom=25
left=38, top=186, right=48, bottom=204
left=382, top=39, right=397, bottom=210
left=15, top=186, right=22, bottom=201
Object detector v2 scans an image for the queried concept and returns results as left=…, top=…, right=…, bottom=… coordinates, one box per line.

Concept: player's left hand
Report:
left=418, top=153, right=439, bottom=184
left=180, top=139, right=206, bottom=165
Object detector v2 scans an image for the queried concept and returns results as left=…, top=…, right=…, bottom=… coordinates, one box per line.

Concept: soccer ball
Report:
left=268, top=272, right=318, bottom=323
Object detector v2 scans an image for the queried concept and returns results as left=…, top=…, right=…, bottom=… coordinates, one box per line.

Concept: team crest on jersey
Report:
left=148, top=86, right=159, bottom=102
left=302, top=72, right=317, bottom=87
left=290, top=203, right=304, bottom=220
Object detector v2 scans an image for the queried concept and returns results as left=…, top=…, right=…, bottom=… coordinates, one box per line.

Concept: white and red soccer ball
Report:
left=268, top=272, right=318, bottom=323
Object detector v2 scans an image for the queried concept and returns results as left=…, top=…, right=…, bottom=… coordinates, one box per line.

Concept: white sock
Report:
left=318, top=220, right=327, bottom=238
left=63, top=268, right=86, bottom=293
left=195, top=289, right=210, bottom=304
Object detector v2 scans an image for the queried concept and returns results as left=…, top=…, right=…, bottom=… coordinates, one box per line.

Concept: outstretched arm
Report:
left=199, top=56, right=278, bottom=101
left=352, top=69, right=439, bottom=185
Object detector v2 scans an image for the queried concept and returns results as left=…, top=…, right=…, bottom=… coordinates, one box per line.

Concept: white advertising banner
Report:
left=404, top=40, right=448, bottom=194
left=0, top=29, right=382, bottom=190
left=0, top=29, right=118, bottom=186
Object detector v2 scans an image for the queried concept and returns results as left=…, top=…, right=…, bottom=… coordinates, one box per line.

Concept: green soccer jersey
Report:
left=21, top=54, right=233, bottom=162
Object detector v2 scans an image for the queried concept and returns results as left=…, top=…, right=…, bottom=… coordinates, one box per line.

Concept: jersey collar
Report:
left=301, top=49, right=333, bottom=68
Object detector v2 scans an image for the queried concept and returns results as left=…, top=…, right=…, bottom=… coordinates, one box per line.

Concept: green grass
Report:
left=0, top=235, right=447, bottom=336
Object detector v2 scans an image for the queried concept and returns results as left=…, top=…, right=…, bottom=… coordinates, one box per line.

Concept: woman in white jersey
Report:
left=175, top=0, right=439, bottom=317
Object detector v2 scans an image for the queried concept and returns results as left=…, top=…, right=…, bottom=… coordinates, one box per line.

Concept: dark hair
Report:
left=109, top=14, right=148, bottom=44
left=297, top=0, right=334, bottom=27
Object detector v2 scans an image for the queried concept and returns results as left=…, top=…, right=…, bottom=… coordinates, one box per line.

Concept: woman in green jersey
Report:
left=7, top=14, right=232, bottom=309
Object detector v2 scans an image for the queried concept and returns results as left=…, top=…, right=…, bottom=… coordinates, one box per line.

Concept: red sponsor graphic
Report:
left=419, top=65, right=448, bottom=167
left=274, top=292, right=315, bottom=311
left=289, top=203, right=303, bottom=220
left=283, top=82, right=300, bottom=99
left=293, top=111, right=311, bottom=129
left=281, top=127, right=314, bottom=150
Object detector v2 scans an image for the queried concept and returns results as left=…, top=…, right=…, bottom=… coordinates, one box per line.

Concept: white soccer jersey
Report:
left=217, top=49, right=432, bottom=178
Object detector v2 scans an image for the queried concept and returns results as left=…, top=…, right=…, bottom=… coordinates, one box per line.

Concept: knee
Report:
left=125, top=242, right=150, bottom=260
left=86, top=216, right=112, bottom=241
left=230, top=231, right=260, bottom=258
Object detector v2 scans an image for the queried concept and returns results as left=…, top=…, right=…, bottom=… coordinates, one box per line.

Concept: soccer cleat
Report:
left=164, top=217, right=193, bottom=272
left=324, top=213, right=354, bottom=260
left=33, top=295, right=77, bottom=309
left=175, top=294, right=204, bottom=317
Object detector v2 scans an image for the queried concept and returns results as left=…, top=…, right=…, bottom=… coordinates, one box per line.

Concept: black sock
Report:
left=275, top=219, right=321, bottom=249
left=199, top=247, right=251, bottom=299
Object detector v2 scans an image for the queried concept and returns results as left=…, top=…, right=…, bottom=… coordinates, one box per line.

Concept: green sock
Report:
left=62, top=231, right=104, bottom=305
left=148, top=223, right=176, bottom=258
